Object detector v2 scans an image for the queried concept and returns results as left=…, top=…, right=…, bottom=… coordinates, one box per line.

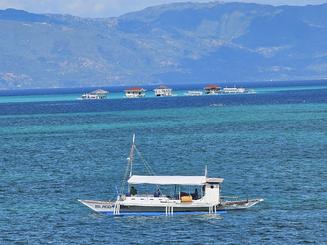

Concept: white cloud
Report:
left=0, top=0, right=326, bottom=17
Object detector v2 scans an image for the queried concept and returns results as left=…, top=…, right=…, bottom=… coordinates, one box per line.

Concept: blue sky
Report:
left=0, top=0, right=326, bottom=17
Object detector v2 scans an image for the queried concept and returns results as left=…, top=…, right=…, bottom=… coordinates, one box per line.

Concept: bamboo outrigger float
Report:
left=79, top=135, right=263, bottom=216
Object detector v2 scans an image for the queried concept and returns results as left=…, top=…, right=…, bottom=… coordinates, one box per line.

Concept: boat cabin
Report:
left=204, top=84, right=221, bottom=94
left=125, top=87, right=146, bottom=98
left=81, top=89, right=108, bottom=100
left=154, top=85, right=172, bottom=97
left=125, top=175, right=224, bottom=205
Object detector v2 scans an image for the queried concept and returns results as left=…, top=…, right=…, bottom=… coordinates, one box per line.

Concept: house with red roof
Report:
left=125, top=87, right=146, bottom=98
left=204, top=84, right=221, bottom=95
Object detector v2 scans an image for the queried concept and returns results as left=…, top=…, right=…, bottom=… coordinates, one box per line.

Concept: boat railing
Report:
left=124, top=193, right=184, bottom=201
left=125, top=193, right=168, bottom=198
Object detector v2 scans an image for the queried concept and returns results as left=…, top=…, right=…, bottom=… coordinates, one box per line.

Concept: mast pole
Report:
left=129, top=134, right=135, bottom=177
left=119, top=134, right=136, bottom=196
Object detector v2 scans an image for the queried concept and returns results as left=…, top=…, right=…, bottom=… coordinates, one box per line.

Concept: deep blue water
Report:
left=1, top=82, right=327, bottom=244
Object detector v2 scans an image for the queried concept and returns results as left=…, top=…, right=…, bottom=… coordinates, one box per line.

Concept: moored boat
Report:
left=80, top=89, right=108, bottom=100
left=79, top=135, right=263, bottom=216
left=223, top=87, right=248, bottom=94
left=185, top=90, right=203, bottom=96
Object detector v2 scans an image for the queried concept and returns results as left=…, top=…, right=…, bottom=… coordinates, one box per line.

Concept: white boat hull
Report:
left=78, top=198, right=263, bottom=215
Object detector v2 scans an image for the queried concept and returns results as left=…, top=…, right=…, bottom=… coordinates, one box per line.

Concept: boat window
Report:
left=211, top=185, right=214, bottom=189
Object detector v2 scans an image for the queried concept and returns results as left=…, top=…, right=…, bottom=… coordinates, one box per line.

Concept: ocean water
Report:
left=0, top=80, right=327, bottom=104
left=1, top=83, right=326, bottom=244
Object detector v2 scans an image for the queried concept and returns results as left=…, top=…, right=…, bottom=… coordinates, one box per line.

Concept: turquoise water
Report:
left=1, top=84, right=327, bottom=244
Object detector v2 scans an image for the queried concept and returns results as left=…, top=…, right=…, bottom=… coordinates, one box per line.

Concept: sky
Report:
left=0, top=0, right=326, bottom=18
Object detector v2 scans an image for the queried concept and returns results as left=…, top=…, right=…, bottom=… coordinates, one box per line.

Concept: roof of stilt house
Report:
left=125, top=87, right=146, bottom=92
left=156, top=85, right=170, bottom=89
left=90, top=89, right=108, bottom=94
left=204, top=84, right=220, bottom=90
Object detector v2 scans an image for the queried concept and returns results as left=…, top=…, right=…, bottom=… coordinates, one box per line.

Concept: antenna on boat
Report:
left=205, top=165, right=208, bottom=177
left=129, top=134, right=136, bottom=177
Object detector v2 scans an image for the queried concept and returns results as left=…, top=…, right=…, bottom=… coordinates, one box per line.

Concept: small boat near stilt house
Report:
left=185, top=90, right=203, bottom=96
left=223, top=86, right=248, bottom=94
left=79, top=135, right=263, bottom=216
left=80, top=89, right=109, bottom=100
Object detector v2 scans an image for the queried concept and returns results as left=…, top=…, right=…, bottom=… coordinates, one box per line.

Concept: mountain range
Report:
left=1, top=2, right=327, bottom=89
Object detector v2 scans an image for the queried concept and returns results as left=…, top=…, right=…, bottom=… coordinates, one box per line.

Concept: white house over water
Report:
left=154, top=85, right=172, bottom=96
left=81, top=89, right=109, bottom=100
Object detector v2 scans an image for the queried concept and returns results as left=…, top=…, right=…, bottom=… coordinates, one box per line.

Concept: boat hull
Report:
left=78, top=198, right=263, bottom=216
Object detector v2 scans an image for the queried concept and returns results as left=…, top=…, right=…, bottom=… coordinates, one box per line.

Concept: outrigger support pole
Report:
left=208, top=205, right=217, bottom=214
left=113, top=201, right=120, bottom=215
left=165, top=204, right=174, bottom=216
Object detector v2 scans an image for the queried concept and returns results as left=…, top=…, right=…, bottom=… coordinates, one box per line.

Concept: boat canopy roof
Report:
left=128, top=175, right=223, bottom=185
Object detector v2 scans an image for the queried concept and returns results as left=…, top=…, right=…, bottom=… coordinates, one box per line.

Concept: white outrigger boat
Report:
left=79, top=135, right=263, bottom=216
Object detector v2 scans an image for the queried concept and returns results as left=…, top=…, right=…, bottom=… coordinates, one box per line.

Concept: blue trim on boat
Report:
left=101, top=211, right=227, bottom=216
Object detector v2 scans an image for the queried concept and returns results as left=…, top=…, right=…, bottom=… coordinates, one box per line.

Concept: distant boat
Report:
left=80, top=89, right=108, bottom=100
left=185, top=90, right=203, bottom=96
left=222, top=87, right=248, bottom=94
left=79, top=135, right=264, bottom=216
left=125, top=87, right=146, bottom=98
left=154, top=85, right=172, bottom=97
